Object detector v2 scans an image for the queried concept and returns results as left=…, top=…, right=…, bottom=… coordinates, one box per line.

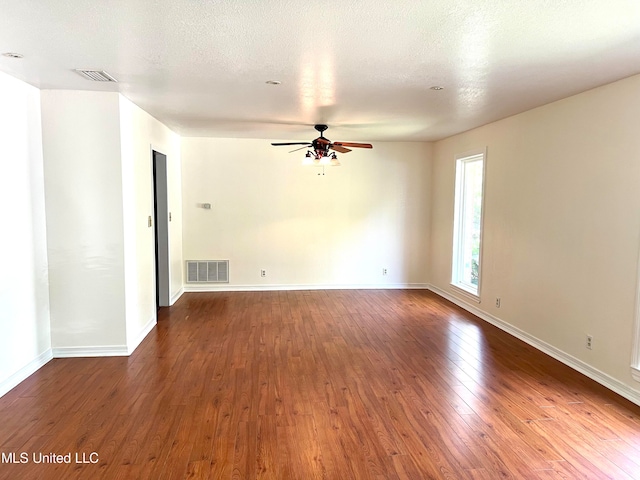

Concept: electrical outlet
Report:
left=260, top=269, right=266, bottom=277
left=496, top=297, right=501, bottom=308
left=382, top=268, right=388, bottom=275
left=586, top=335, right=593, bottom=350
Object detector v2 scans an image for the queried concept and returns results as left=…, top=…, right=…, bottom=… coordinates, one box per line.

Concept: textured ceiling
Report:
left=1, top=0, right=639, bottom=141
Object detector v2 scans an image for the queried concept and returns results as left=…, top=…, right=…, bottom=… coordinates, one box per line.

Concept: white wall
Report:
left=40, top=91, right=183, bottom=355
left=0, top=72, right=52, bottom=395
left=41, top=91, right=127, bottom=352
left=119, top=96, right=182, bottom=352
left=181, top=138, right=431, bottom=289
left=429, top=74, right=640, bottom=398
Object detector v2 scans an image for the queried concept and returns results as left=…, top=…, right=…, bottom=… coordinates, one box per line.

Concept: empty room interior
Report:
left=2, top=1, right=640, bottom=478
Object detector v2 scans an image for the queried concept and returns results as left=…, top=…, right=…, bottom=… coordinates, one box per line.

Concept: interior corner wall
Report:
left=41, top=90, right=127, bottom=352
left=181, top=138, right=432, bottom=290
left=167, top=135, right=184, bottom=301
left=118, top=95, right=182, bottom=352
left=429, top=74, right=640, bottom=397
left=0, top=72, right=52, bottom=396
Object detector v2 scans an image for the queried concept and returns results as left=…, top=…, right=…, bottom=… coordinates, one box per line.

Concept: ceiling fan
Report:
left=271, top=124, right=373, bottom=165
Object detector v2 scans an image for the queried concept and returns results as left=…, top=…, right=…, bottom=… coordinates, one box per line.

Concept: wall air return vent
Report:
left=74, top=69, right=118, bottom=82
left=186, top=260, right=229, bottom=283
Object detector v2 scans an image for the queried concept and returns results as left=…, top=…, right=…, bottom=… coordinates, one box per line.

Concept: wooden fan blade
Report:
left=333, top=142, right=373, bottom=149
left=271, top=142, right=312, bottom=146
left=330, top=145, right=352, bottom=153
left=315, top=138, right=331, bottom=144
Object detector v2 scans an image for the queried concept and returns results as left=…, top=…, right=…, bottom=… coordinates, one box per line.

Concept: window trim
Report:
left=451, top=148, right=487, bottom=301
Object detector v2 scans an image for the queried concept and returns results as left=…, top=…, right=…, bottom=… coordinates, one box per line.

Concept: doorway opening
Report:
left=152, top=150, right=170, bottom=308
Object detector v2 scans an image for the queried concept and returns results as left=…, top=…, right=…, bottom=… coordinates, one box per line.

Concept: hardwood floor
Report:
left=1, top=290, right=640, bottom=479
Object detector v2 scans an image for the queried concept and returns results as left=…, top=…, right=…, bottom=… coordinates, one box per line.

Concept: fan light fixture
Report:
left=303, top=151, right=340, bottom=166
left=302, top=151, right=314, bottom=165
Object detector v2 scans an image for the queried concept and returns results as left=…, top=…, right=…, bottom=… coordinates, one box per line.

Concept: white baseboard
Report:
left=0, top=349, right=53, bottom=398
left=127, top=316, right=157, bottom=355
left=427, top=284, right=640, bottom=407
left=170, top=287, right=184, bottom=305
left=52, top=345, right=129, bottom=358
left=184, top=283, right=430, bottom=293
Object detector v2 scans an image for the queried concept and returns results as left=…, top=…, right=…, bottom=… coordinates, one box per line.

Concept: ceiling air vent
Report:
left=74, top=69, right=118, bottom=82
left=187, top=260, right=229, bottom=283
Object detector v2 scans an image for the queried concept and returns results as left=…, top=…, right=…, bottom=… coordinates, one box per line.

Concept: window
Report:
left=452, top=150, right=486, bottom=298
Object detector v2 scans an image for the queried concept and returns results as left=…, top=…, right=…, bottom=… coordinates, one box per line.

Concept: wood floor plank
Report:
left=1, top=290, right=639, bottom=479
left=134, top=404, right=185, bottom=478
left=525, top=417, right=636, bottom=479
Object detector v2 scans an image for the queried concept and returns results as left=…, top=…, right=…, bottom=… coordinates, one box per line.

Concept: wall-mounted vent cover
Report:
left=74, top=69, right=118, bottom=82
left=186, top=260, right=229, bottom=283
